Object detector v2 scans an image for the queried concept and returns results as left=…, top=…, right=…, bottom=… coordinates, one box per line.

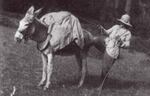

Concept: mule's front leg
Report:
left=78, top=56, right=87, bottom=88
left=75, top=49, right=88, bottom=88
left=38, top=53, right=47, bottom=87
left=44, top=53, right=54, bottom=90
left=76, top=51, right=88, bottom=88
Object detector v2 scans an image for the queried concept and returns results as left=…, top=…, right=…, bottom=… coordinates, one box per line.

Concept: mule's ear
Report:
left=34, top=8, right=43, bottom=16
left=27, top=6, right=35, bottom=15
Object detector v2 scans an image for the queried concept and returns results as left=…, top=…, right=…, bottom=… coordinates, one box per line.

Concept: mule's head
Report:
left=14, top=6, right=42, bottom=43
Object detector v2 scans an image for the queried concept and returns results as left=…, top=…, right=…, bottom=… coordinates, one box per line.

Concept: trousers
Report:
left=101, top=50, right=116, bottom=79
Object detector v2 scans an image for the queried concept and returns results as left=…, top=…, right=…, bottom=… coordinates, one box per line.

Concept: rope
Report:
left=78, top=16, right=103, bottom=31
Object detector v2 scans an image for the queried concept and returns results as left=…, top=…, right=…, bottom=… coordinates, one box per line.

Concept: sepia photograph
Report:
left=1, top=0, right=150, bottom=96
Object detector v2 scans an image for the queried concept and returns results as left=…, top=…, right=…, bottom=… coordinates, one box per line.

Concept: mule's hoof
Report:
left=77, top=81, right=84, bottom=88
left=38, top=82, right=44, bottom=87
left=38, top=84, right=42, bottom=87
left=43, top=87, right=47, bottom=91
left=77, top=84, right=82, bottom=88
left=43, top=83, right=50, bottom=90
left=43, top=86, right=49, bottom=91
left=77, top=85, right=81, bottom=88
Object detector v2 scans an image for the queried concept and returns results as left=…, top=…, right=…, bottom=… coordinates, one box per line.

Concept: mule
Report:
left=14, top=6, right=105, bottom=90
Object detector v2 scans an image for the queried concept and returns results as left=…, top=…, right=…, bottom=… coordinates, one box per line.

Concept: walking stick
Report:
left=97, top=41, right=121, bottom=96
left=97, top=68, right=111, bottom=96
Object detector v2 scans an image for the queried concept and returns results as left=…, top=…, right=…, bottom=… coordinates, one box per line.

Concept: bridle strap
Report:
left=35, top=17, right=48, bottom=28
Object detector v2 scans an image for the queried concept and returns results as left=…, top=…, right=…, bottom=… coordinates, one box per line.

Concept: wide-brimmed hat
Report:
left=117, top=14, right=132, bottom=27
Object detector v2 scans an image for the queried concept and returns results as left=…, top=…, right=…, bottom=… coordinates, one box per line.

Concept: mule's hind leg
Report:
left=38, top=53, right=48, bottom=87
left=75, top=52, right=87, bottom=88
left=75, top=53, right=82, bottom=74
left=44, top=53, right=54, bottom=90
left=78, top=55, right=87, bottom=88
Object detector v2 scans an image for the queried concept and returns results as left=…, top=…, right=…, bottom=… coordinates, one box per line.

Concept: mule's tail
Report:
left=82, top=28, right=105, bottom=53
left=93, top=36, right=106, bottom=53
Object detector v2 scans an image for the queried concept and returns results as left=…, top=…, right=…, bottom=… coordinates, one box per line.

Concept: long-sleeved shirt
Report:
left=105, top=25, right=132, bottom=58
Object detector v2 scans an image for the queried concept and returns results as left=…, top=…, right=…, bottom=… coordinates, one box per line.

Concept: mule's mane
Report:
left=35, top=17, right=47, bottom=28
left=29, top=17, right=48, bottom=42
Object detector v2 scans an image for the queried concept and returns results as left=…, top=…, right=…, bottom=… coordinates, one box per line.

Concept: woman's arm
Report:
left=102, top=25, right=119, bottom=35
left=121, top=32, right=131, bottom=48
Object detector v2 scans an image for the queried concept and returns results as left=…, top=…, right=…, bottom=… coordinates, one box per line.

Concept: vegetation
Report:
left=2, top=0, right=150, bottom=38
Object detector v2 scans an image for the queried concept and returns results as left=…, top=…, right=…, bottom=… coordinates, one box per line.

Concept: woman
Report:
left=100, top=14, right=132, bottom=82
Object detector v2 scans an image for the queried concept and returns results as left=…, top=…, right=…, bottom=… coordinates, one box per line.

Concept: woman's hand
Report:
left=115, top=36, right=122, bottom=47
left=97, top=25, right=107, bottom=35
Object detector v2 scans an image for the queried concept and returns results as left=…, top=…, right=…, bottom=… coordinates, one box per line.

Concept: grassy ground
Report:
left=1, top=12, right=150, bottom=96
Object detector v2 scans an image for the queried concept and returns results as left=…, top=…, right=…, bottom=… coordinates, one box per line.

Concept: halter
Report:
left=21, top=17, right=48, bottom=40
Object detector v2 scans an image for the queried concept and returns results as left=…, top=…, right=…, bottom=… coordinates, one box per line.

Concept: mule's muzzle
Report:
left=14, top=31, right=24, bottom=43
